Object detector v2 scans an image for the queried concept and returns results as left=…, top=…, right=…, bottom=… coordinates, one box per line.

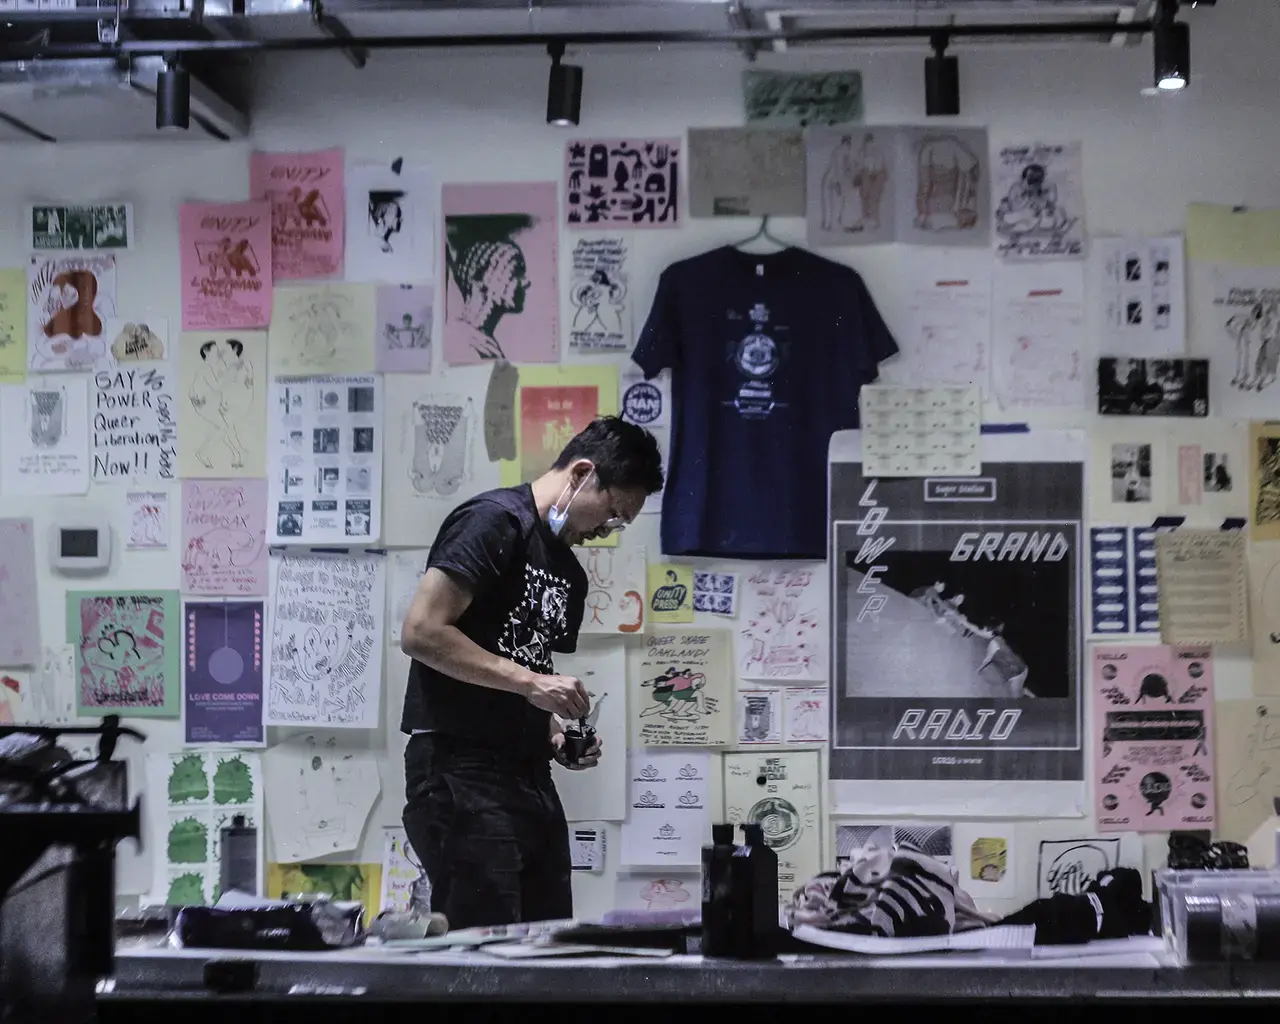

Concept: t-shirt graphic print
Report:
left=499, top=565, right=572, bottom=673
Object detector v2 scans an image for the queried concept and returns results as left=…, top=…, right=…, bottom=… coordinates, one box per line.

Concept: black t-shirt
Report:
left=400, top=484, right=588, bottom=758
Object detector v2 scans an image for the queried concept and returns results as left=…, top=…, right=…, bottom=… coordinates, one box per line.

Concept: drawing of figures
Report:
left=571, top=268, right=627, bottom=341
left=131, top=501, right=165, bottom=547
left=28, top=256, right=117, bottom=370
left=408, top=397, right=473, bottom=497
left=444, top=216, right=532, bottom=361
left=286, top=289, right=356, bottom=367
left=275, top=187, right=330, bottom=231
left=993, top=143, right=1085, bottom=260
left=384, top=311, right=428, bottom=350
left=1227, top=299, right=1280, bottom=392
left=914, top=135, right=981, bottom=232
left=188, top=338, right=254, bottom=470
left=820, top=133, right=888, bottom=234
left=639, top=667, right=710, bottom=722
left=787, top=698, right=826, bottom=742
left=197, top=236, right=260, bottom=281
left=367, top=189, right=404, bottom=253
left=995, top=164, right=1075, bottom=245
left=640, top=878, right=691, bottom=910
left=29, top=389, right=64, bottom=447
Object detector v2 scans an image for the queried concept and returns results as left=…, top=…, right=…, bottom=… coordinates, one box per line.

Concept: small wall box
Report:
left=49, top=520, right=112, bottom=575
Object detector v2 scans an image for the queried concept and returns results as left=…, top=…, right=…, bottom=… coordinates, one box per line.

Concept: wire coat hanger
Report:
left=731, top=215, right=788, bottom=254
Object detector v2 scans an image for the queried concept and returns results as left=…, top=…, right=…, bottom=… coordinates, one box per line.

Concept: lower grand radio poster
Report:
left=829, top=429, right=1085, bottom=816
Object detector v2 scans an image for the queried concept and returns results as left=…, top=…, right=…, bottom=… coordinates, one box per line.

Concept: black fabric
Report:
left=399, top=484, right=587, bottom=758
left=999, top=868, right=1151, bottom=945
left=402, top=733, right=573, bottom=929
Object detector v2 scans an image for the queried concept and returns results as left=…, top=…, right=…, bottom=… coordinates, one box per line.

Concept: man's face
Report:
left=561, top=467, right=646, bottom=546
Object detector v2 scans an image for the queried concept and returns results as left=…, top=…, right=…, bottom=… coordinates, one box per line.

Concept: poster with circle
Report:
left=182, top=599, right=265, bottom=746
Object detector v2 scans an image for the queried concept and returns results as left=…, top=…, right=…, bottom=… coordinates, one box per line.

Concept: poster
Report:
left=952, top=822, right=1018, bottom=900
left=784, top=686, right=828, bottom=744
left=104, top=317, right=168, bottom=365
left=0, top=268, right=27, bottom=381
left=828, top=429, right=1085, bottom=816
left=724, top=751, right=821, bottom=904
left=619, top=751, right=710, bottom=866
left=249, top=148, right=344, bottom=280
left=893, top=253, right=991, bottom=388
left=1095, top=235, right=1186, bottom=357
left=1251, top=545, right=1280, bottom=688
left=1092, top=645, right=1215, bottom=832
left=835, top=822, right=953, bottom=868
left=550, top=642, right=627, bottom=822
left=91, top=365, right=178, bottom=483
left=27, top=254, right=116, bottom=371
left=1035, top=833, right=1142, bottom=899
left=1252, top=421, right=1280, bottom=542
left=860, top=383, right=982, bottom=477
left=629, top=629, right=731, bottom=747
left=442, top=182, right=559, bottom=364
left=265, top=551, right=385, bottom=729
left=28, top=202, right=132, bottom=251
left=687, top=128, right=805, bottom=218
left=179, top=201, right=273, bottom=331
left=268, top=283, right=376, bottom=375
left=619, top=365, right=670, bottom=429
left=1215, top=699, right=1280, bottom=845
left=737, top=687, right=782, bottom=745
left=612, top=872, right=699, bottom=913
left=576, top=543, right=646, bottom=635
left=742, top=69, right=863, bottom=127
left=1172, top=423, right=1243, bottom=514
left=146, top=750, right=263, bottom=906
left=375, top=283, right=433, bottom=373
left=380, top=829, right=422, bottom=914
left=344, top=159, right=435, bottom=283
left=693, top=571, right=737, bottom=616
left=267, top=375, right=382, bottom=545
left=991, top=261, right=1086, bottom=410
left=68, top=591, right=181, bottom=718
left=266, top=862, right=382, bottom=923
left=180, top=479, right=269, bottom=596
left=568, top=237, right=630, bottom=353
left=0, top=519, right=40, bottom=667
left=805, top=128, right=894, bottom=247
left=183, top=600, right=265, bottom=746
left=500, top=364, right=619, bottom=488
left=177, top=331, right=268, bottom=478
left=647, top=562, right=693, bottom=624
left=1089, top=524, right=1167, bottom=637
left=1097, top=358, right=1208, bottom=417
left=564, top=138, right=680, bottom=228
left=0, top=380, right=91, bottom=496
left=0, top=670, right=29, bottom=724
left=738, top=563, right=827, bottom=681
left=992, top=141, right=1085, bottom=261
left=126, top=491, right=169, bottom=550
left=1155, top=529, right=1247, bottom=645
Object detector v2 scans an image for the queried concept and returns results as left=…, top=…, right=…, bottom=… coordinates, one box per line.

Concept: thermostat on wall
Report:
left=49, top=520, right=112, bottom=575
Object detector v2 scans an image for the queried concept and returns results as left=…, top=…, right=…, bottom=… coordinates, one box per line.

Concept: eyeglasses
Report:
left=599, top=516, right=628, bottom=536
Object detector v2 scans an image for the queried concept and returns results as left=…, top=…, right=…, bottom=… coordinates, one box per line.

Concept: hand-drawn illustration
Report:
left=180, top=479, right=268, bottom=596
left=27, top=254, right=117, bottom=371
left=266, top=553, right=385, bottom=729
left=899, top=127, right=990, bottom=245
left=105, top=318, right=167, bottom=364
left=568, top=237, right=630, bottom=353
left=407, top=395, right=474, bottom=498
left=92, top=366, right=177, bottom=483
left=127, top=491, right=169, bottom=550
left=565, top=138, right=681, bottom=229
left=269, top=284, right=376, bottom=375
left=1217, top=701, right=1280, bottom=843
left=375, top=283, right=433, bottom=373
left=577, top=545, right=645, bottom=634
left=742, top=69, right=863, bottom=127
left=177, top=331, right=266, bottom=478
left=1, top=381, right=90, bottom=497
left=783, top=687, right=828, bottom=744
left=991, top=261, right=1085, bottom=409
left=250, top=148, right=344, bottom=280
left=443, top=183, right=559, bottom=364
left=639, top=878, right=692, bottom=909
left=807, top=129, right=893, bottom=246
left=630, top=630, right=730, bottom=747
left=179, top=201, right=273, bottom=331
left=0, top=519, right=40, bottom=667
left=993, top=142, right=1085, bottom=261
left=345, top=159, right=435, bottom=283
left=70, top=591, right=180, bottom=717
left=739, top=564, right=827, bottom=681
left=1036, top=837, right=1122, bottom=898
left=687, top=128, right=804, bottom=218
left=693, top=571, right=737, bottom=616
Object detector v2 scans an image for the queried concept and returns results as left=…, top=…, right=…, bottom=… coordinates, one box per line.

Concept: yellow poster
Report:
left=1249, top=421, right=1280, bottom=541
left=0, top=268, right=27, bottom=382
left=1187, top=203, right=1280, bottom=264
left=267, top=861, right=382, bottom=925
left=646, top=562, right=694, bottom=624
left=177, top=331, right=269, bottom=477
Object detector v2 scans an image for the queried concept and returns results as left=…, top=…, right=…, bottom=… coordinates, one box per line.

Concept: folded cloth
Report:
left=999, top=867, right=1151, bottom=944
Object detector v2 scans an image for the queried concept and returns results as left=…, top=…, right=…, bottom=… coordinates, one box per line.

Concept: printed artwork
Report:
left=693, top=571, right=737, bottom=616
left=1036, top=835, right=1141, bottom=898
left=687, top=128, right=805, bottom=218
left=69, top=590, right=180, bottom=718
left=375, top=283, right=433, bottom=373
left=183, top=600, right=265, bottom=746
left=29, top=202, right=132, bottom=251
left=180, top=479, right=269, bottom=596
left=0, top=519, right=40, bottom=667
left=501, top=364, right=619, bottom=489
left=629, top=629, right=731, bottom=747
left=104, top=318, right=168, bottom=364
left=127, top=491, right=170, bottom=550
left=1096, top=235, right=1186, bottom=357
left=724, top=752, right=821, bottom=904
left=1097, top=358, right=1209, bottom=417
left=738, top=563, right=828, bottom=682
left=568, top=237, right=630, bottom=353
left=647, top=562, right=694, bottom=624
left=1215, top=699, right=1280, bottom=845
left=742, top=69, right=864, bottom=127
left=619, top=751, right=710, bottom=866
left=265, top=552, right=385, bottom=729
left=613, top=873, right=699, bottom=912
left=784, top=687, right=829, bottom=744
left=266, top=862, right=382, bottom=923
left=577, top=543, right=646, bottom=635
left=806, top=128, right=894, bottom=247
left=953, top=823, right=1017, bottom=899
left=91, top=365, right=178, bottom=483
left=835, top=823, right=954, bottom=868
left=179, top=201, right=273, bottom=331
left=344, top=159, right=435, bottom=283
left=737, top=688, right=782, bottom=745
left=27, top=254, right=117, bottom=371
left=993, top=141, right=1085, bottom=261
left=0, top=380, right=91, bottom=497
left=249, top=148, right=344, bottom=280
left=269, top=284, right=376, bottom=375
left=177, top=332, right=267, bottom=477
left=565, top=138, right=681, bottom=229
left=0, top=268, right=26, bottom=381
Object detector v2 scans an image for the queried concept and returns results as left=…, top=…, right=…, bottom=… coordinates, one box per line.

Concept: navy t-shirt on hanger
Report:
left=631, top=245, right=898, bottom=560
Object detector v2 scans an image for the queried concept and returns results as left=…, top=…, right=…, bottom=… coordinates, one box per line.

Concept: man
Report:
left=400, top=416, right=664, bottom=929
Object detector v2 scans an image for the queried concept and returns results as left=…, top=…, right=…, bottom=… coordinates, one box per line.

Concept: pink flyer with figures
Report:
left=180, top=201, right=273, bottom=331
left=249, top=148, right=345, bottom=280
left=1092, top=644, right=1215, bottom=832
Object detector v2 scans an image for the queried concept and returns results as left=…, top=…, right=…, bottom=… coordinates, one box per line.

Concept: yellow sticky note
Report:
left=647, top=563, right=693, bottom=623
left=0, top=268, right=27, bottom=382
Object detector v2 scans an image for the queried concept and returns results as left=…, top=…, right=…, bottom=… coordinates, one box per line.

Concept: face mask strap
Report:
left=550, top=469, right=593, bottom=534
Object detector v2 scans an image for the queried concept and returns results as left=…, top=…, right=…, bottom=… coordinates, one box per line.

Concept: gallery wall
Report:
left=1, top=0, right=1278, bottom=919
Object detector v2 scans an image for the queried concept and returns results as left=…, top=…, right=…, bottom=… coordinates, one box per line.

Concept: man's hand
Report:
left=525, top=673, right=590, bottom=719
left=551, top=725, right=603, bottom=771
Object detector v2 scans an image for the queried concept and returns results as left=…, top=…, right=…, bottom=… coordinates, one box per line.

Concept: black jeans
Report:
left=402, top=733, right=573, bottom=930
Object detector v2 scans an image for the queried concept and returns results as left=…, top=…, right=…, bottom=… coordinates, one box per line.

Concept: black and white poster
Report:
left=1097, top=357, right=1209, bottom=417
left=829, top=429, right=1085, bottom=816
left=564, top=138, right=680, bottom=229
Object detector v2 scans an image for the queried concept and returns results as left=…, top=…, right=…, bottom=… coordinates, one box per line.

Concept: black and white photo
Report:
left=1111, top=442, right=1152, bottom=504
left=1098, top=357, right=1209, bottom=417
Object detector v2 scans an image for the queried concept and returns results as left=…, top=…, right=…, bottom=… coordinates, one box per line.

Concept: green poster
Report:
left=66, top=589, right=181, bottom=718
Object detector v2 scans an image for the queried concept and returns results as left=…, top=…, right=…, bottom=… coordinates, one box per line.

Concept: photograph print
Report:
left=1097, top=357, right=1209, bottom=417
left=1110, top=442, right=1152, bottom=504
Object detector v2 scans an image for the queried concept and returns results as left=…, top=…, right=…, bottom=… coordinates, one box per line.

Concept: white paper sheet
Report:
left=738, top=564, right=828, bottom=682
left=1155, top=528, right=1247, bottom=644
left=576, top=543, right=647, bottom=635
left=345, top=161, right=436, bottom=284
left=31, top=644, right=76, bottom=724
left=724, top=751, right=821, bottom=903
left=262, top=733, right=381, bottom=863
left=0, top=519, right=40, bottom=667
left=991, top=261, right=1086, bottom=410
left=1095, top=235, right=1186, bottom=357
left=859, top=384, right=981, bottom=477
left=0, top=379, right=90, bottom=496
left=737, top=687, right=783, bottom=745
left=126, top=491, right=170, bottom=550
left=783, top=685, right=829, bottom=744
left=386, top=549, right=427, bottom=648
left=550, top=641, right=627, bottom=822
left=893, top=255, right=992, bottom=388
left=619, top=751, right=710, bottom=867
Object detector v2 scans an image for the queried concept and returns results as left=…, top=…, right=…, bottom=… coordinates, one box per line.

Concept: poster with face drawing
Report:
left=565, top=138, right=681, bottom=229
left=443, top=182, right=559, bottom=365
left=69, top=590, right=181, bottom=718
left=628, top=629, right=731, bottom=747
left=344, top=159, right=435, bottom=283
left=177, top=332, right=267, bottom=478
left=27, top=254, right=117, bottom=371
left=1091, top=645, right=1215, bottom=832
left=806, top=128, right=895, bottom=247
left=568, top=237, right=630, bottom=353
left=375, top=283, right=433, bottom=373
left=992, top=141, right=1085, bottom=261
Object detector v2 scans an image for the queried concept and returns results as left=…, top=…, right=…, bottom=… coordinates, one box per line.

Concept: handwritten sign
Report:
left=92, top=366, right=177, bottom=482
left=628, top=629, right=731, bottom=747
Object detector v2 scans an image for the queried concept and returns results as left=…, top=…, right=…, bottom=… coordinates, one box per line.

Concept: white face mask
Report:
left=549, top=472, right=591, bottom=537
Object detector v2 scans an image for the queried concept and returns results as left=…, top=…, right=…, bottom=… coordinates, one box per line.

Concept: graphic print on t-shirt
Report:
left=498, top=564, right=571, bottom=672
left=728, top=302, right=787, bottom=419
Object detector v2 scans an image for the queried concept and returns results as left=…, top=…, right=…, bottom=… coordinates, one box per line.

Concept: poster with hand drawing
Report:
left=629, top=629, right=731, bottom=747
left=268, top=284, right=376, bottom=375
left=375, top=283, right=433, bottom=373
left=688, top=128, right=804, bottom=218
left=443, top=182, right=559, bottom=365
left=806, top=128, right=895, bottom=247
left=69, top=590, right=180, bottom=718
left=1215, top=699, right=1280, bottom=845
left=104, top=317, right=167, bottom=366
left=739, top=563, right=828, bottom=682
left=0, top=380, right=91, bottom=497
left=265, top=551, right=385, bottom=729
left=576, top=543, right=645, bottom=635
left=179, top=201, right=273, bottom=331
left=783, top=686, right=829, bottom=744
left=742, top=69, right=863, bottom=127
left=177, top=331, right=267, bottom=477
left=565, top=138, right=681, bottom=229
left=568, top=237, right=630, bottom=353
left=27, top=254, right=117, bottom=371
left=897, top=127, right=990, bottom=247
left=249, top=148, right=344, bottom=280
left=127, top=491, right=169, bottom=550
left=724, top=752, right=821, bottom=904
left=180, top=479, right=268, bottom=596
left=344, top=160, right=435, bottom=283
left=993, top=141, right=1085, bottom=261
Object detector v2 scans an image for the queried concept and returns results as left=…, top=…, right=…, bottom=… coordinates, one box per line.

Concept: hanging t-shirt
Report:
left=631, top=245, right=897, bottom=559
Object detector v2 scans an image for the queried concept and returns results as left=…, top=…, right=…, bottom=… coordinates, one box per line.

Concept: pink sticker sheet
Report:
left=249, top=148, right=345, bottom=280
left=180, top=201, right=273, bottom=331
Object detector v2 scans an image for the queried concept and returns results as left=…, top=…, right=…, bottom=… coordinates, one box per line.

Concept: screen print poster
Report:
left=1091, top=644, right=1215, bottom=832
left=183, top=600, right=265, bottom=746
left=442, top=182, right=558, bottom=365
left=249, top=148, right=345, bottom=281
left=828, top=428, right=1085, bottom=817
left=68, top=590, right=181, bottom=718
left=179, top=201, right=273, bottom=331
left=501, top=364, right=619, bottom=485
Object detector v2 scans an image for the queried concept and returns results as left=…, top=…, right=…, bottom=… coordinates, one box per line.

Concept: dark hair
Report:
left=552, top=415, right=664, bottom=495
left=199, top=338, right=243, bottom=359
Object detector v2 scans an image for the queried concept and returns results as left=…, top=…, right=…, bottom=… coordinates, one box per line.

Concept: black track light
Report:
left=924, top=34, right=960, bottom=117
left=1153, top=0, right=1190, bottom=92
left=156, top=57, right=190, bottom=131
left=546, top=41, right=582, bottom=127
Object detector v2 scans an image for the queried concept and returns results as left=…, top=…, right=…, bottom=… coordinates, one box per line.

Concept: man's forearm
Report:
left=402, top=623, right=536, bottom=697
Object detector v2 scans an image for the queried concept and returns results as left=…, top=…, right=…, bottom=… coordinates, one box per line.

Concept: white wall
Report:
left=6, top=0, right=1280, bottom=918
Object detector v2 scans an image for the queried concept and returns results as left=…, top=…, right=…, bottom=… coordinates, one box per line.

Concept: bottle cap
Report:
left=230, top=814, right=246, bottom=829
left=712, top=823, right=734, bottom=844
left=742, top=823, right=764, bottom=847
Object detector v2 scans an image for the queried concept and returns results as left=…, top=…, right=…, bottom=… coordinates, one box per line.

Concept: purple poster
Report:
left=183, top=600, right=265, bottom=745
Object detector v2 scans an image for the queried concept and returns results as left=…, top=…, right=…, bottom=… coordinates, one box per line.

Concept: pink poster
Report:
left=564, top=138, right=681, bottom=229
left=180, top=201, right=273, bottom=331
left=1092, top=644, right=1215, bottom=832
left=249, top=148, right=345, bottom=280
left=180, top=478, right=269, bottom=596
left=442, top=182, right=558, bottom=366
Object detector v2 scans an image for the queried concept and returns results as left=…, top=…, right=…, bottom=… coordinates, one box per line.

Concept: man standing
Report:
left=400, top=416, right=664, bottom=929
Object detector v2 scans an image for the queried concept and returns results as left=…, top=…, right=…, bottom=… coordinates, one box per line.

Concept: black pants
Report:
left=402, top=733, right=573, bottom=930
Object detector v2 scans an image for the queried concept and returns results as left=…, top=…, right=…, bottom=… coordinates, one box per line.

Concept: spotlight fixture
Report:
left=156, top=56, right=190, bottom=131
left=924, top=33, right=960, bottom=117
left=1153, top=21, right=1190, bottom=90
left=546, top=41, right=582, bottom=127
